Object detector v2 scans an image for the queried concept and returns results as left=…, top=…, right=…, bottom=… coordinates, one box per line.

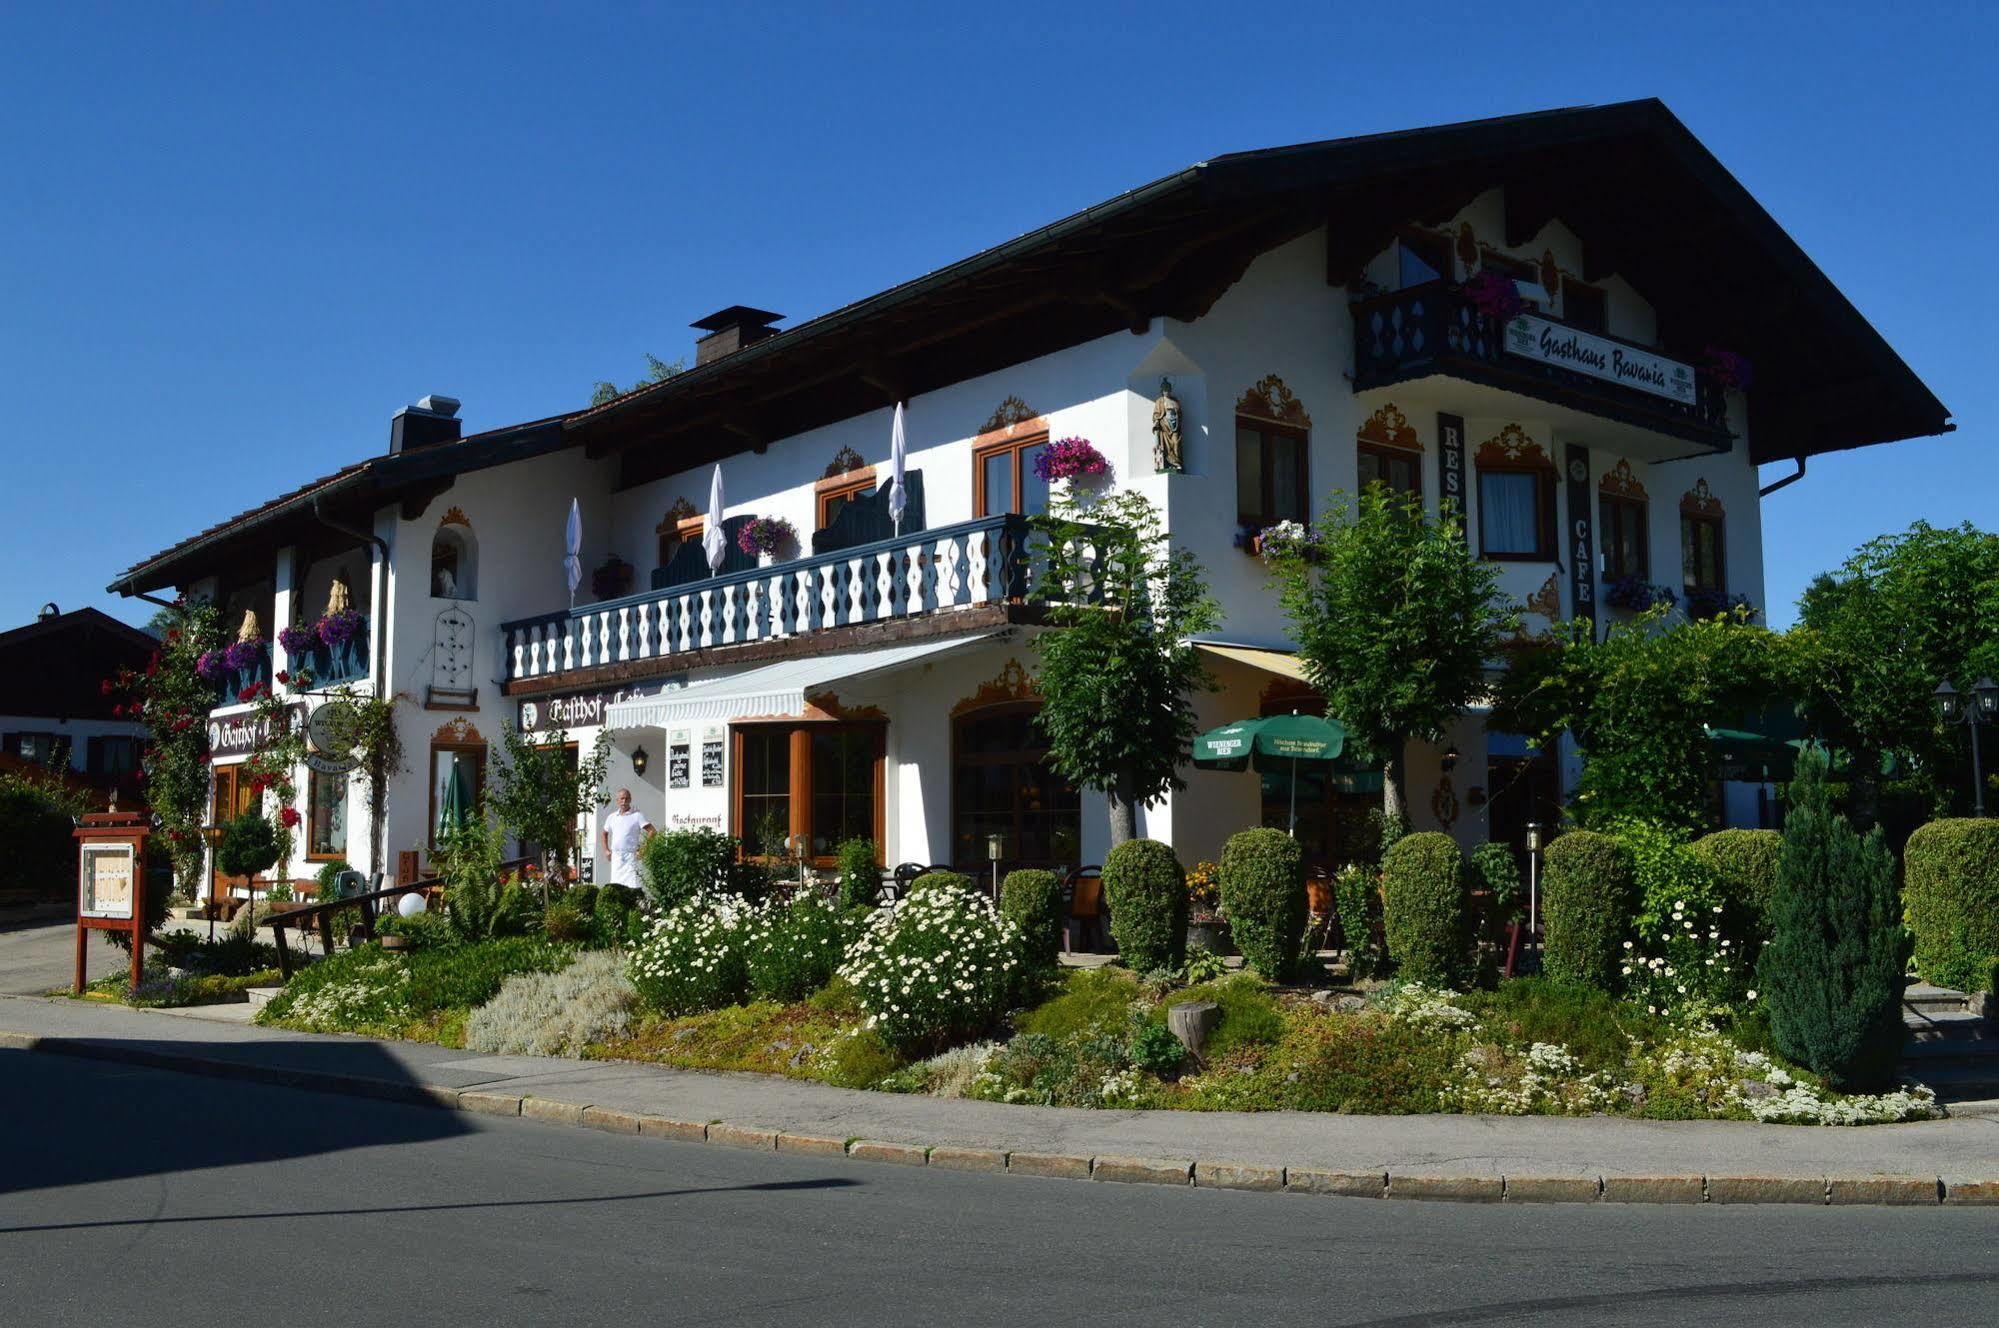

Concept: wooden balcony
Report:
left=1351, top=281, right=1733, bottom=449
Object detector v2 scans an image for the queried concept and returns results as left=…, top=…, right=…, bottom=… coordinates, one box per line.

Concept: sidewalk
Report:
left=8, top=992, right=1999, bottom=1204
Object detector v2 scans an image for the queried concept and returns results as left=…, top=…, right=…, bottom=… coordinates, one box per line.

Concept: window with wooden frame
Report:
left=1562, top=278, right=1608, bottom=334
left=1475, top=427, right=1557, bottom=561
left=1599, top=494, right=1649, bottom=582
left=973, top=434, right=1051, bottom=518
left=952, top=703, right=1080, bottom=869
left=1235, top=421, right=1309, bottom=527
left=1680, top=479, right=1727, bottom=594
left=656, top=515, right=703, bottom=569
left=1355, top=402, right=1423, bottom=501
left=427, top=739, right=487, bottom=851
left=732, top=722, right=884, bottom=864
left=816, top=466, right=876, bottom=529
left=307, top=767, right=349, bottom=861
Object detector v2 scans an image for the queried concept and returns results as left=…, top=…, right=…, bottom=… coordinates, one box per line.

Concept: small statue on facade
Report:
left=1151, top=377, right=1184, bottom=474
left=237, top=609, right=261, bottom=642
left=326, top=575, right=352, bottom=617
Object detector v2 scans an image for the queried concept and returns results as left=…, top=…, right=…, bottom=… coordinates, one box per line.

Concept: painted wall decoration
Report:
left=1475, top=422, right=1551, bottom=470
left=1431, top=775, right=1459, bottom=830
left=1235, top=374, right=1311, bottom=430
left=1599, top=457, right=1648, bottom=500
left=980, top=395, right=1039, bottom=435
left=1358, top=402, right=1420, bottom=452
left=1681, top=477, right=1725, bottom=518
left=951, top=657, right=1039, bottom=716
left=824, top=444, right=867, bottom=478
left=429, top=606, right=476, bottom=706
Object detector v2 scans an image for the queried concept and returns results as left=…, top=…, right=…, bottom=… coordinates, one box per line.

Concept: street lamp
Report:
left=1524, top=821, right=1544, bottom=934
left=987, top=833, right=1004, bottom=900
left=1934, top=678, right=1999, bottom=816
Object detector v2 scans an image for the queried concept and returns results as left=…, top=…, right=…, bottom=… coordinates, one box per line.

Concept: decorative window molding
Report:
left=1235, top=374, right=1311, bottom=430
left=1680, top=477, right=1725, bottom=518
left=1455, top=221, right=1480, bottom=272
left=1357, top=402, right=1420, bottom=452
left=950, top=658, right=1039, bottom=716
left=979, top=395, right=1039, bottom=437
left=803, top=690, right=889, bottom=723
left=1475, top=423, right=1552, bottom=470
left=824, top=445, right=867, bottom=479
left=439, top=506, right=471, bottom=528
left=431, top=716, right=484, bottom=746
left=1599, top=458, right=1648, bottom=500
left=655, top=497, right=699, bottom=534
left=1539, top=249, right=1560, bottom=296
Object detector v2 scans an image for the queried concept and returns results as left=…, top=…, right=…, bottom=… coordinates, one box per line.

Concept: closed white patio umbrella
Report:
left=889, top=401, right=908, bottom=537
left=564, top=498, right=583, bottom=609
left=702, top=464, right=727, bottom=574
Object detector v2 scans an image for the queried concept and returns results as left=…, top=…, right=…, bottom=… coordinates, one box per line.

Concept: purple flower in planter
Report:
left=737, top=516, right=796, bottom=557
left=317, top=609, right=364, bottom=647
left=195, top=650, right=225, bottom=682
left=277, top=624, right=317, bottom=655
left=222, top=638, right=263, bottom=672
left=1703, top=347, right=1754, bottom=392
left=1033, top=437, right=1109, bottom=483
left=1465, top=269, right=1526, bottom=322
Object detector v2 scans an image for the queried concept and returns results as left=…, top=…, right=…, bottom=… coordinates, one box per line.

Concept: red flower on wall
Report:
left=279, top=807, right=301, bottom=828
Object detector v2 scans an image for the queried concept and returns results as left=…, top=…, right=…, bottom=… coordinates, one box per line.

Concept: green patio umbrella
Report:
left=437, top=754, right=473, bottom=840
left=1193, top=712, right=1346, bottom=836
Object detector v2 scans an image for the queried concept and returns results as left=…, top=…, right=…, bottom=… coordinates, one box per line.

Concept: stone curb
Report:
left=7, top=1030, right=1988, bottom=1208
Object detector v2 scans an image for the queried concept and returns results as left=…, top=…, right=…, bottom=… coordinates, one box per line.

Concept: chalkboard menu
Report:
left=668, top=742, right=691, bottom=789
left=701, top=734, right=724, bottom=788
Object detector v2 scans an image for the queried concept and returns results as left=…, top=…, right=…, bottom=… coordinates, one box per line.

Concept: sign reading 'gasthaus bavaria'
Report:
left=1504, top=314, right=1697, bottom=405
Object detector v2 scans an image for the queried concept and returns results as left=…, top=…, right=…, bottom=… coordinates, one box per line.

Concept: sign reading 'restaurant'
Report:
left=1503, top=315, right=1697, bottom=405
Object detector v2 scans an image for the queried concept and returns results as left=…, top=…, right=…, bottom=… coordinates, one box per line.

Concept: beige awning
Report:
left=1194, top=642, right=1312, bottom=684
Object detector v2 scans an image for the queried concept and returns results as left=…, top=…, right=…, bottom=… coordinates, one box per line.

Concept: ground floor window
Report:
left=308, top=768, right=348, bottom=861
left=733, top=723, right=884, bottom=863
left=952, top=704, right=1080, bottom=869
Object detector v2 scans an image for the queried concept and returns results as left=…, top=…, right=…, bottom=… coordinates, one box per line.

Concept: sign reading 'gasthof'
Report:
left=518, top=678, right=682, bottom=734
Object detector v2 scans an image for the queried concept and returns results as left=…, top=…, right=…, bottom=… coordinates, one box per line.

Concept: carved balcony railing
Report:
left=501, top=513, right=1109, bottom=687
left=1351, top=281, right=1732, bottom=447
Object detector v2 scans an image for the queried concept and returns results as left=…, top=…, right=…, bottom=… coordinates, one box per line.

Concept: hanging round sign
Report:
left=305, top=700, right=360, bottom=773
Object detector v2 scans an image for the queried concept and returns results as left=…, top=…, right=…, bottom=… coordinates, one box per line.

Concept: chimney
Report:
left=390, top=394, right=462, bottom=453
left=691, top=307, right=783, bottom=367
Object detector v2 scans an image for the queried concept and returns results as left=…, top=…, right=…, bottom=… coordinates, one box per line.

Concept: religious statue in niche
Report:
left=1151, top=377, right=1184, bottom=473
left=326, top=575, right=353, bottom=616
left=236, top=608, right=261, bottom=642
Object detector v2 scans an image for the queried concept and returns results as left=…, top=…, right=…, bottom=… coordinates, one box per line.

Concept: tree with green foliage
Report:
left=110, top=598, right=224, bottom=913
left=835, top=837, right=881, bottom=910
left=1031, top=489, right=1218, bottom=847
left=590, top=354, right=684, bottom=406
left=1495, top=605, right=1797, bottom=836
left=485, top=724, right=611, bottom=889
left=1275, top=489, right=1512, bottom=824
left=1795, top=521, right=1999, bottom=818
left=1760, top=745, right=1906, bottom=1091
left=0, top=764, right=92, bottom=902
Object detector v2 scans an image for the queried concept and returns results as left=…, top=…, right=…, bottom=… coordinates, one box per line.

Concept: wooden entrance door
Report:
left=208, top=764, right=260, bottom=902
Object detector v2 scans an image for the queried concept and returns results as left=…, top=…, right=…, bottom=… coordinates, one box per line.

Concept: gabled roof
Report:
left=0, top=607, right=160, bottom=721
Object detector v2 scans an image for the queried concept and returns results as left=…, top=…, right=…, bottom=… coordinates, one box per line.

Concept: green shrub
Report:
left=435, top=819, right=539, bottom=941
left=377, top=908, right=457, bottom=951
left=258, top=936, right=567, bottom=1033
left=1620, top=821, right=1742, bottom=1014
left=314, top=859, right=356, bottom=900
left=1332, top=864, right=1380, bottom=979
left=837, top=884, right=1020, bottom=1053
left=1761, top=746, right=1907, bottom=1090
left=639, top=827, right=754, bottom=911
left=907, top=870, right=976, bottom=901
left=1462, top=978, right=1666, bottom=1077
left=215, top=813, right=280, bottom=880
left=1016, top=966, right=1141, bottom=1041
left=1903, top=818, right=1999, bottom=992
left=1540, top=831, right=1634, bottom=991
left=1102, top=839, right=1186, bottom=972
left=835, top=837, right=881, bottom=910
left=404, top=936, right=571, bottom=1012
left=1692, top=828, right=1782, bottom=952
left=588, top=884, right=643, bottom=949
left=1379, top=832, right=1468, bottom=986
left=1160, top=974, right=1283, bottom=1058
left=1001, top=869, right=1064, bottom=970
left=1128, top=1021, right=1185, bottom=1077
left=627, top=896, right=750, bottom=1015
left=1468, top=842, right=1523, bottom=918
left=0, top=768, right=90, bottom=900
left=152, top=928, right=281, bottom=976
left=1217, top=828, right=1305, bottom=979
left=743, top=893, right=852, bottom=1002
left=463, top=951, right=633, bottom=1057
left=543, top=894, right=591, bottom=944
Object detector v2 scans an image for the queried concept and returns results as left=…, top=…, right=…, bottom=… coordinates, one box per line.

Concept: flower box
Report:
left=1032, top=436, right=1110, bottom=483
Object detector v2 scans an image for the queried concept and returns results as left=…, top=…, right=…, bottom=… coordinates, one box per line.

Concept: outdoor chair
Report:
left=1062, top=865, right=1108, bottom=953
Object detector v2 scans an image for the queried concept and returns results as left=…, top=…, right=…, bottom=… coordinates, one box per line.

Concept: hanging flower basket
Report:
left=1253, top=519, right=1309, bottom=565
left=1702, top=347, right=1754, bottom=391
left=195, top=650, right=226, bottom=682
left=1464, top=269, right=1526, bottom=322
left=1603, top=577, right=1678, bottom=613
left=591, top=556, right=633, bottom=601
left=1032, top=436, right=1110, bottom=483
left=317, top=609, right=365, bottom=648
left=222, top=637, right=264, bottom=672
left=277, top=624, right=317, bottom=655
left=737, top=516, right=796, bottom=559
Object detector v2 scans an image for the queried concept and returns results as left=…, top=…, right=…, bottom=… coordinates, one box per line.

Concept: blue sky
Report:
left=2, top=2, right=1991, bottom=632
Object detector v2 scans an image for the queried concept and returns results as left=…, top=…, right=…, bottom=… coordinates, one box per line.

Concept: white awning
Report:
left=603, top=630, right=1007, bottom=729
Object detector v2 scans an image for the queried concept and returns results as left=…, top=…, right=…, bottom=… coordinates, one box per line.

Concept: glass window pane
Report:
left=1480, top=472, right=1542, bottom=555
left=1269, top=434, right=1304, bottom=522
left=311, top=770, right=347, bottom=858
left=1399, top=240, right=1441, bottom=288
left=982, top=451, right=1013, bottom=516
left=1236, top=426, right=1264, bottom=522
left=1020, top=441, right=1050, bottom=517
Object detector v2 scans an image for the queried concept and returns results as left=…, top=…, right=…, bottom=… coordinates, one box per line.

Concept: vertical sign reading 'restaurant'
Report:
left=1565, top=442, right=1596, bottom=640
left=1438, top=413, right=1467, bottom=545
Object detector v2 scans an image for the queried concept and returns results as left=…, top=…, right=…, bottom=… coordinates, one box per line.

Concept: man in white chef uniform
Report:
left=599, top=788, right=654, bottom=889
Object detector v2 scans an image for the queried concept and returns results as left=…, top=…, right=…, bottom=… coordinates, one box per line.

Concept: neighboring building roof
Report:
left=0, top=607, right=160, bottom=722
left=116, top=99, right=1950, bottom=597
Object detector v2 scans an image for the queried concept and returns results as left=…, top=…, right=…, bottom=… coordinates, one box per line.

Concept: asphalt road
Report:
left=0, top=921, right=85, bottom=995
left=5, top=1055, right=1999, bottom=1326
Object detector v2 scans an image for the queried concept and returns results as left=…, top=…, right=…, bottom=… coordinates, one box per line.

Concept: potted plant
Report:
left=1184, top=859, right=1232, bottom=953
left=1032, top=436, right=1110, bottom=484
left=591, top=556, right=634, bottom=601
left=737, top=516, right=796, bottom=566
left=1464, top=268, right=1526, bottom=322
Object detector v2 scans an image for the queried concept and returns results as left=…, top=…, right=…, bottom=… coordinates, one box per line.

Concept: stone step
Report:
left=1904, top=1009, right=1992, bottom=1042
left=1904, top=982, right=1975, bottom=1015
left=1902, top=1034, right=1999, bottom=1065
left=244, top=986, right=284, bottom=1009
left=1904, top=1064, right=1999, bottom=1102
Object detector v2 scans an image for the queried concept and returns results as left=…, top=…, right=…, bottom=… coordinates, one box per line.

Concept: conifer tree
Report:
left=1760, top=744, right=1907, bottom=1091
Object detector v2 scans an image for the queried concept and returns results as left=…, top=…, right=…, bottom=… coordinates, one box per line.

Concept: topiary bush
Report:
left=1101, top=839, right=1186, bottom=972
left=1217, top=828, right=1306, bottom=980
left=742, top=892, right=852, bottom=1002
left=1761, top=745, right=1907, bottom=1090
left=835, top=837, right=881, bottom=910
left=838, top=884, right=1021, bottom=1054
left=1331, top=863, right=1381, bottom=979
left=1903, top=818, right=1999, bottom=993
left=1379, top=832, right=1468, bottom=986
left=215, top=812, right=280, bottom=881
left=1539, top=831, right=1634, bottom=991
left=1001, top=869, right=1064, bottom=971
left=1468, top=842, right=1523, bottom=919
left=627, top=895, right=751, bottom=1015
left=638, top=827, right=740, bottom=912
left=1692, top=828, right=1782, bottom=951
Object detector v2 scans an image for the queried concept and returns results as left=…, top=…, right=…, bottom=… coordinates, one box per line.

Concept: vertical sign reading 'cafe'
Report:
left=1438, top=413, right=1468, bottom=544
left=1565, top=442, right=1596, bottom=640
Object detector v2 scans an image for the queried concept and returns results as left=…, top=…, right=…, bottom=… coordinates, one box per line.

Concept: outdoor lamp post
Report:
left=1524, top=821, right=1544, bottom=934
left=987, top=833, right=1004, bottom=899
left=1934, top=678, right=1999, bottom=816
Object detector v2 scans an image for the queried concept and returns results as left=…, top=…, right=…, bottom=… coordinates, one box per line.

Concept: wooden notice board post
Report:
left=74, top=807, right=152, bottom=994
